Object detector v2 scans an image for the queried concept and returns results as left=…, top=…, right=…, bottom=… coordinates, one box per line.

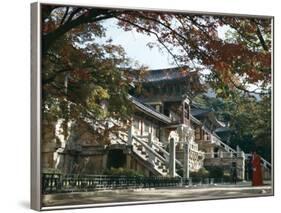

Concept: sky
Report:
left=102, top=19, right=176, bottom=69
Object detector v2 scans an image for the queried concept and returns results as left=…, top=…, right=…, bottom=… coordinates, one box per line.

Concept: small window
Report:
left=163, top=86, right=167, bottom=94
left=205, top=133, right=210, bottom=140
left=164, top=108, right=170, bottom=117
left=175, top=85, right=180, bottom=93
left=184, top=103, right=189, bottom=119
left=203, top=131, right=209, bottom=141
left=168, top=86, right=172, bottom=94
left=214, top=147, right=219, bottom=158
left=155, top=104, right=162, bottom=112
left=156, top=105, right=161, bottom=112
left=195, top=127, right=201, bottom=140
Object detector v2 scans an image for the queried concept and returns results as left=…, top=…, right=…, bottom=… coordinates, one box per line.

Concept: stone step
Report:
left=155, top=158, right=161, bottom=163
left=137, top=145, right=143, bottom=151
left=158, top=164, right=166, bottom=169
left=141, top=151, right=147, bottom=155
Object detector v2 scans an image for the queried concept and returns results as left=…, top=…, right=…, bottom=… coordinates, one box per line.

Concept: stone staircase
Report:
left=112, top=130, right=271, bottom=180
left=213, top=134, right=271, bottom=168
left=115, top=131, right=182, bottom=177
left=205, top=134, right=272, bottom=180
left=132, top=136, right=169, bottom=176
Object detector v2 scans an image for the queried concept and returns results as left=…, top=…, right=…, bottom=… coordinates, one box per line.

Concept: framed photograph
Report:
left=31, top=1, right=274, bottom=211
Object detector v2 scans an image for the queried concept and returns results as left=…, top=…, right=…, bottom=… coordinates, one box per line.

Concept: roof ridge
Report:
left=148, top=66, right=188, bottom=72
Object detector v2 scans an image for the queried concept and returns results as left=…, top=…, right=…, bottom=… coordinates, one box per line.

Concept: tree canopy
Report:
left=42, top=6, right=271, bottom=92
left=41, top=5, right=272, bottom=155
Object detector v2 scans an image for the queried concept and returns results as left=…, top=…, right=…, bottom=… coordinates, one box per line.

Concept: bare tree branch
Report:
left=255, top=22, right=269, bottom=51
left=60, top=7, right=69, bottom=26
left=43, top=9, right=120, bottom=54
left=64, top=8, right=82, bottom=24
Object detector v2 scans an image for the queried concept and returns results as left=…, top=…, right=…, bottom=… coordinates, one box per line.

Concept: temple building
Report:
left=42, top=67, right=271, bottom=181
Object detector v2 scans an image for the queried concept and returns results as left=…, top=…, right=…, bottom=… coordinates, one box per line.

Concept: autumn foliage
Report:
left=41, top=5, right=272, bottom=154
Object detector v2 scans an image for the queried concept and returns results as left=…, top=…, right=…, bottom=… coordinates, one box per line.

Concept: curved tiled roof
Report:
left=129, top=95, right=171, bottom=124
left=143, top=67, right=196, bottom=82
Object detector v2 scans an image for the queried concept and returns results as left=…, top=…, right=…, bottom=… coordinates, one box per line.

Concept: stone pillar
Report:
left=209, top=147, right=214, bottom=158
left=148, top=132, right=156, bottom=166
left=136, top=163, right=141, bottom=173
left=128, top=125, right=133, bottom=145
left=42, top=121, right=57, bottom=169
left=240, top=151, right=245, bottom=181
left=126, top=154, right=131, bottom=169
left=219, top=150, right=224, bottom=158
left=169, top=138, right=176, bottom=177
left=102, top=152, right=108, bottom=170
left=236, top=145, right=241, bottom=152
left=177, top=125, right=185, bottom=150
left=183, top=143, right=190, bottom=179
left=148, top=132, right=153, bottom=146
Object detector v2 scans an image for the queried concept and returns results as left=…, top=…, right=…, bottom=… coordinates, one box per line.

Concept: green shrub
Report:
left=222, top=173, right=232, bottom=182
left=205, top=166, right=224, bottom=178
left=103, top=167, right=144, bottom=177
left=190, top=167, right=210, bottom=178
left=177, top=167, right=210, bottom=178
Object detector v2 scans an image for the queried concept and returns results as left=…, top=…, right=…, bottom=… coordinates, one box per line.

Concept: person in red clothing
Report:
left=251, top=151, right=263, bottom=186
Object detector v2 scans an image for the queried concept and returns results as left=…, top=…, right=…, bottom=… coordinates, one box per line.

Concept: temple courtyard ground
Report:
left=42, top=181, right=273, bottom=208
